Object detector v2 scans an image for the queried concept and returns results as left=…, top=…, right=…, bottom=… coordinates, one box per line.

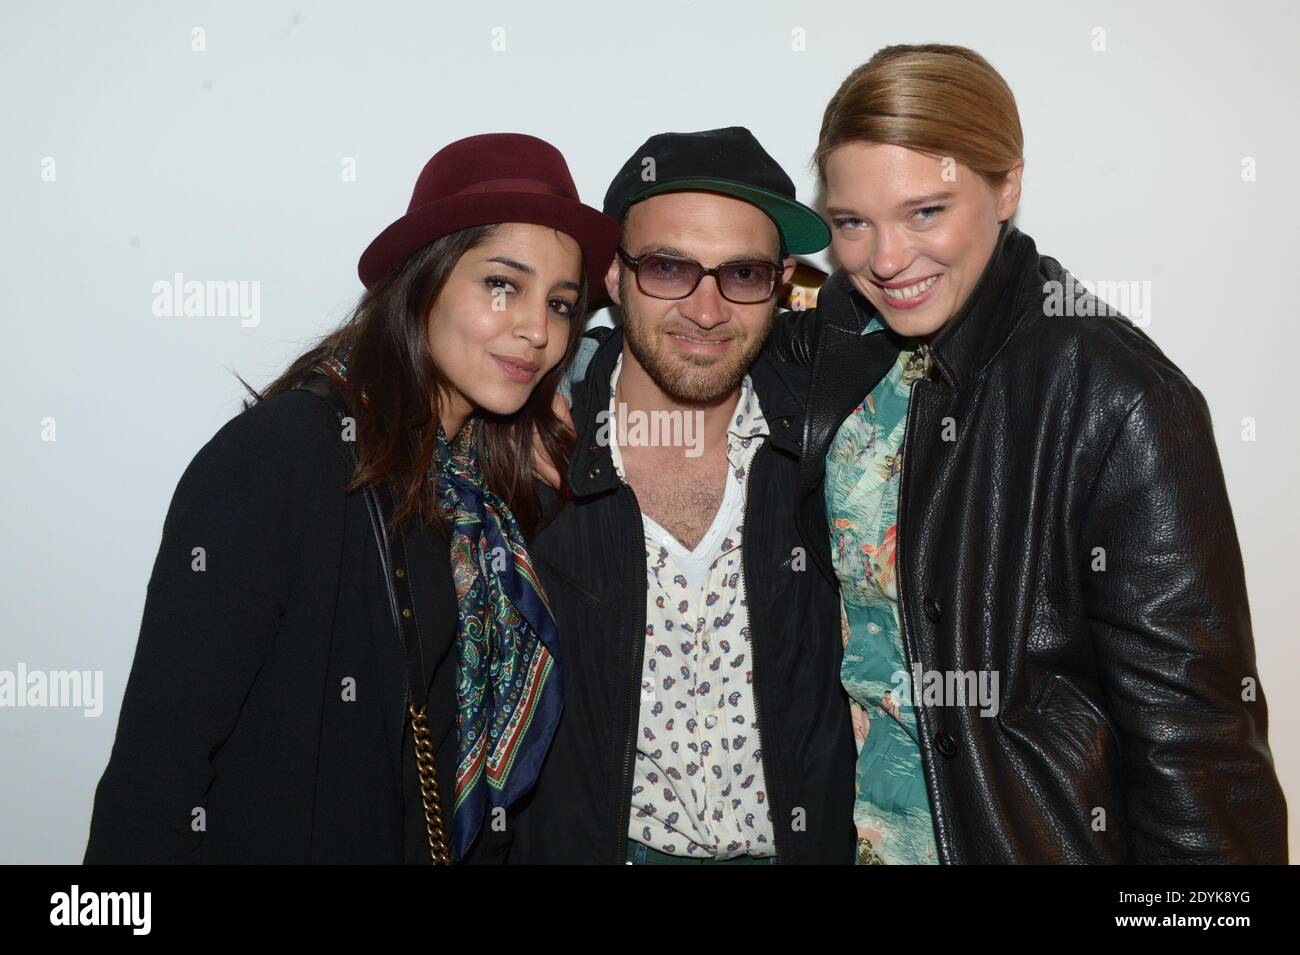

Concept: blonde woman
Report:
left=776, top=44, right=1286, bottom=864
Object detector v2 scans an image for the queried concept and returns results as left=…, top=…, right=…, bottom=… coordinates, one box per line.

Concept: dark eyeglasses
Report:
left=616, top=247, right=783, bottom=305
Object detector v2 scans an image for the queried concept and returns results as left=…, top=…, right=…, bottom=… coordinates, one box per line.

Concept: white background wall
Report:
left=2, top=0, right=1296, bottom=862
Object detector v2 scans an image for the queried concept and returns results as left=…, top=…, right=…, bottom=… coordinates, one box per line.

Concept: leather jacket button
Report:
left=934, top=730, right=958, bottom=758
left=587, top=440, right=600, bottom=453
left=587, top=464, right=602, bottom=480
left=924, top=595, right=942, bottom=622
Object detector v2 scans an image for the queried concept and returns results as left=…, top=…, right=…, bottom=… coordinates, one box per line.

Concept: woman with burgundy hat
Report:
left=84, top=133, right=619, bottom=864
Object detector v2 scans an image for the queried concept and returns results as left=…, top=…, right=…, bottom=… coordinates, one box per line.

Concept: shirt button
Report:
left=867, top=622, right=881, bottom=634
left=704, top=715, right=718, bottom=729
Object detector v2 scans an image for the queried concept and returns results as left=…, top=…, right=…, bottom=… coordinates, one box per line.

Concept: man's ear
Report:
left=996, top=160, right=1024, bottom=222
left=604, top=255, right=622, bottom=306
left=780, top=255, right=796, bottom=286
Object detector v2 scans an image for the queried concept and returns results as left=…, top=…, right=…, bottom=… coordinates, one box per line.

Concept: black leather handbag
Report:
left=295, top=371, right=451, bottom=864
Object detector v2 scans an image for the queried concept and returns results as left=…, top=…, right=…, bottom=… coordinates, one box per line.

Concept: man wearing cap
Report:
left=507, top=128, right=856, bottom=864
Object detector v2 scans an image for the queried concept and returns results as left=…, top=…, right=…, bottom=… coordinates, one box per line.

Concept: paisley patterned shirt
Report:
left=825, top=315, right=939, bottom=865
left=607, top=353, right=776, bottom=858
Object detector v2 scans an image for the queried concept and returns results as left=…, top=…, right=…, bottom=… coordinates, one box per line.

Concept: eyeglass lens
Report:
left=637, top=254, right=776, bottom=303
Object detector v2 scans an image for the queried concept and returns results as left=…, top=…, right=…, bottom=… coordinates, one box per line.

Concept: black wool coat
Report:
left=84, top=386, right=505, bottom=864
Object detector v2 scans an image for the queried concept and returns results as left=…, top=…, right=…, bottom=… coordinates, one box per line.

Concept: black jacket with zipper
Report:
left=771, top=222, right=1287, bottom=863
left=507, top=325, right=857, bottom=864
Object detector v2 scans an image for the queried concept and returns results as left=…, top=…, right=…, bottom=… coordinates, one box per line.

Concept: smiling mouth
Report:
left=877, top=274, right=941, bottom=302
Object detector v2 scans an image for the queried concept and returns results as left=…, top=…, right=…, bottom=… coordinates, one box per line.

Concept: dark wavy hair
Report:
left=239, top=223, right=585, bottom=538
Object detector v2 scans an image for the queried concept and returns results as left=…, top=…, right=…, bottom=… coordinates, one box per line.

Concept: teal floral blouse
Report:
left=825, top=316, right=938, bottom=865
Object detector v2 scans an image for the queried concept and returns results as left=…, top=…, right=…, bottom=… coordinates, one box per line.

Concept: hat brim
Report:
left=358, top=192, right=621, bottom=298
left=626, top=178, right=831, bottom=256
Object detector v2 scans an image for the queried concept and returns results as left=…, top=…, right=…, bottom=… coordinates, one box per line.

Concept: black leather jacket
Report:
left=508, top=325, right=857, bottom=864
left=773, top=223, right=1287, bottom=863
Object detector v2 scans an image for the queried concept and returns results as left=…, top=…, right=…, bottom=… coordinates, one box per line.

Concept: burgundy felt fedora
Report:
left=358, top=133, right=620, bottom=296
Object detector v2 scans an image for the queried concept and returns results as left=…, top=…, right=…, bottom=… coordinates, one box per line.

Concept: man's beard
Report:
left=619, top=275, right=775, bottom=404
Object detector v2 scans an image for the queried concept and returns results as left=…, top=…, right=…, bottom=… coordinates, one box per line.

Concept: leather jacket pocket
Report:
left=994, top=671, right=1129, bottom=861
left=1033, top=672, right=1122, bottom=757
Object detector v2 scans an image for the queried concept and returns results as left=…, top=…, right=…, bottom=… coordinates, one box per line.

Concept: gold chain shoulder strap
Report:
left=295, top=371, right=455, bottom=866
left=381, top=493, right=452, bottom=865
left=409, top=703, right=451, bottom=864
